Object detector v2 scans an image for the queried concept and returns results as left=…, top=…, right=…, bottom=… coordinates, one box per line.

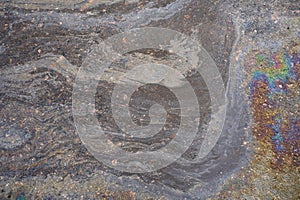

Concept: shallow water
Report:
left=0, top=0, right=299, bottom=199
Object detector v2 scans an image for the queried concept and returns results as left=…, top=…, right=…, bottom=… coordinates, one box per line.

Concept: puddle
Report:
left=0, top=0, right=299, bottom=199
